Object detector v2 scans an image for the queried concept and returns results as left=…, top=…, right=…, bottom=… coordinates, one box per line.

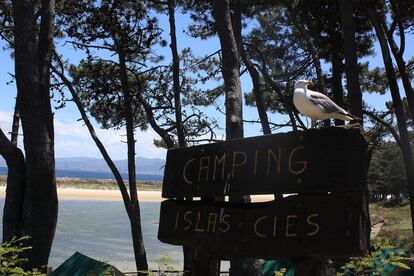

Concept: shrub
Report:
left=0, top=236, right=41, bottom=276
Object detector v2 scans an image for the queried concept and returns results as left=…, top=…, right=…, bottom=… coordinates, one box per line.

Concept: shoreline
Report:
left=0, top=186, right=275, bottom=202
left=56, top=188, right=163, bottom=201
left=0, top=186, right=162, bottom=202
left=0, top=176, right=274, bottom=202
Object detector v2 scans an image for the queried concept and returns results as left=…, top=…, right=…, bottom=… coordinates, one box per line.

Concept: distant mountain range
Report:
left=0, top=156, right=165, bottom=176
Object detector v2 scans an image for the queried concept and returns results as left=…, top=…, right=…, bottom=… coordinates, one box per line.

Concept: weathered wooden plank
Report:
left=162, top=127, right=368, bottom=198
left=158, top=194, right=368, bottom=259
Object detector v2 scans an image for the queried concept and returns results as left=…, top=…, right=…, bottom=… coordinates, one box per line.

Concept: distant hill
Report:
left=0, top=156, right=165, bottom=175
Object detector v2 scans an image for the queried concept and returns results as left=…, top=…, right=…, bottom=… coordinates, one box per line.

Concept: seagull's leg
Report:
left=311, top=120, right=316, bottom=128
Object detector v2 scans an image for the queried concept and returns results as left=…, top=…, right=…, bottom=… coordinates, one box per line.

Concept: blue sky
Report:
left=0, top=10, right=412, bottom=161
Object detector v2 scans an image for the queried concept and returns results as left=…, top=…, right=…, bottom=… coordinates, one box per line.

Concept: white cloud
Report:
left=0, top=111, right=167, bottom=160
left=0, top=111, right=13, bottom=130
left=0, top=111, right=24, bottom=146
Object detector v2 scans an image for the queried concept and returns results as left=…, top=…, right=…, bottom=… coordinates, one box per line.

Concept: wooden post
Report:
left=293, top=258, right=329, bottom=276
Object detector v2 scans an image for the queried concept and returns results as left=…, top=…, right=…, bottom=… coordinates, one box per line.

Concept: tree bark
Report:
left=368, top=8, right=414, bottom=238
left=213, top=1, right=258, bottom=275
left=380, top=4, right=414, bottom=122
left=230, top=2, right=264, bottom=274
left=247, top=42, right=304, bottom=130
left=286, top=7, right=326, bottom=95
left=232, top=2, right=271, bottom=135
left=12, top=0, right=58, bottom=269
left=331, top=45, right=345, bottom=126
left=214, top=0, right=243, bottom=140
left=339, top=0, right=363, bottom=121
left=168, top=0, right=194, bottom=263
left=242, top=50, right=271, bottom=135
left=118, top=50, right=148, bottom=272
left=0, top=128, right=25, bottom=243
left=134, top=80, right=176, bottom=148
left=166, top=1, right=196, bottom=274
left=10, top=96, right=20, bottom=146
left=168, top=0, right=186, bottom=147
left=52, top=64, right=150, bottom=272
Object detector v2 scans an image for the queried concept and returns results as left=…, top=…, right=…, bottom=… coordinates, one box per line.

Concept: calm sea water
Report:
left=0, top=198, right=183, bottom=271
left=0, top=167, right=163, bottom=182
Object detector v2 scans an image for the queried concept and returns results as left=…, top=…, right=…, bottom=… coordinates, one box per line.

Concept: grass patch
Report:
left=369, top=201, right=413, bottom=245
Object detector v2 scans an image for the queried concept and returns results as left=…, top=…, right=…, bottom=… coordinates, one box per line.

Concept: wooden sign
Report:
left=158, top=193, right=368, bottom=259
left=162, top=128, right=367, bottom=198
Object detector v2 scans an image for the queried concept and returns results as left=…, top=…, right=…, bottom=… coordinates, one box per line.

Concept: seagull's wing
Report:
left=308, top=91, right=347, bottom=115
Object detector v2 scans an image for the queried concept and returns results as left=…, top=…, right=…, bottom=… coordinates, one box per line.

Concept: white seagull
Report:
left=293, top=79, right=358, bottom=128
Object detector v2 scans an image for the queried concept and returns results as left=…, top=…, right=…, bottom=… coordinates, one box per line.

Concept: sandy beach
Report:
left=0, top=186, right=163, bottom=201
left=0, top=186, right=275, bottom=202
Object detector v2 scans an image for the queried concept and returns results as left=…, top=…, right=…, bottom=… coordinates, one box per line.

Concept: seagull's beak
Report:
left=306, top=80, right=313, bottom=86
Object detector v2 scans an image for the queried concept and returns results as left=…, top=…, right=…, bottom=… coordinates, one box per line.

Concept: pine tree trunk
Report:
left=214, top=0, right=243, bottom=140
left=168, top=0, right=186, bottom=147
left=232, top=1, right=271, bottom=135
left=118, top=51, right=148, bottom=272
left=12, top=0, right=58, bottom=269
left=339, top=0, right=363, bottom=121
left=213, top=1, right=258, bottom=275
left=129, top=205, right=149, bottom=272
left=166, top=1, right=197, bottom=274
left=0, top=128, right=25, bottom=243
left=331, top=45, right=345, bottom=126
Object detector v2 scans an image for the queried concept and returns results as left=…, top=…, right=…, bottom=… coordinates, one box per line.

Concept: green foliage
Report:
left=360, top=62, right=388, bottom=94
left=0, top=236, right=41, bottom=276
left=274, top=267, right=287, bottom=276
left=336, top=238, right=412, bottom=275
left=152, top=257, right=175, bottom=276
left=368, top=141, right=408, bottom=201
left=59, top=0, right=161, bottom=131
left=70, top=60, right=148, bottom=130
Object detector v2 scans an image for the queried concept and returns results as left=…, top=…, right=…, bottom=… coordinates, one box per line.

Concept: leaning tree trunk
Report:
left=11, top=0, right=58, bottom=270
left=380, top=1, right=414, bottom=122
left=231, top=0, right=271, bottom=135
left=52, top=64, right=149, bottom=272
left=368, top=8, right=414, bottom=238
left=339, top=0, right=363, bottom=122
left=0, top=128, right=25, bottom=243
left=10, top=96, right=20, bottom=146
